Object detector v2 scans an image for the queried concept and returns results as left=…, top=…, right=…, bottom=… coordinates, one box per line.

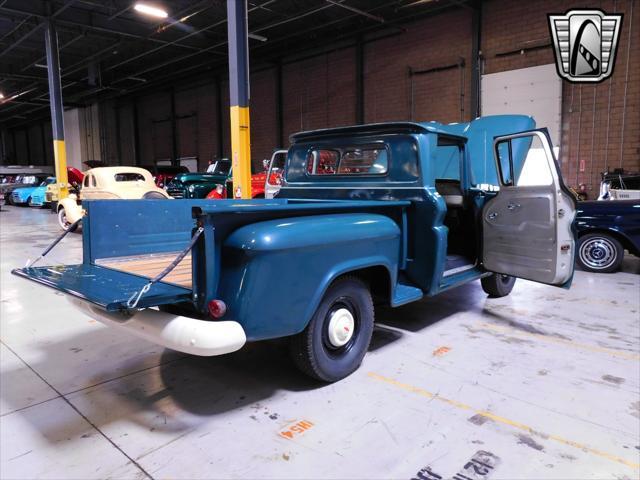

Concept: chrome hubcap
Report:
left=579, top=237, right=616, bottom=269
left=327, top=308, right=355, bottom=347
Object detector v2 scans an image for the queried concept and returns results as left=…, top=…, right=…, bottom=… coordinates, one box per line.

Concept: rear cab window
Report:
left=305, top=146, right=389, bottom=176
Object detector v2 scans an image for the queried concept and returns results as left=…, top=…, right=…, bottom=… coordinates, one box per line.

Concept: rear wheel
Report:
left=577, top=233, right=623, bottom=273
left=481, top=273, right=516, bottom=297
left=143, top=191, right=167, bottom=199
left=57, top=207, right=71, bottom=231
left=290, top=276, right=374, bottom=382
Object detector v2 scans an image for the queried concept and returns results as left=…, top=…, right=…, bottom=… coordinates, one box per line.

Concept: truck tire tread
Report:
left=481, top=273, right=516, bottom=297
left=290, top=275, right=374, bottom=382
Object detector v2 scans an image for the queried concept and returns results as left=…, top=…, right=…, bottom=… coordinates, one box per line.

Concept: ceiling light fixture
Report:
left=248, top=32, right=268, bottom=42
left=134, top=3, right=168, bottom=18
left=0, top=93, right=4, bottom=99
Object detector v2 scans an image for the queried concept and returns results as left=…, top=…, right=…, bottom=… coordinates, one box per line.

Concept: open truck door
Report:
left=482, top=129, right=576, bottom=287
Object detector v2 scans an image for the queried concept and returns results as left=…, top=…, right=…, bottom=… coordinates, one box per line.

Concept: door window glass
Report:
left=512, top=136, right=553, bottom=186
left=495, top=141, right=512, bottom=185
left=496, top=134, right=554, bottom=187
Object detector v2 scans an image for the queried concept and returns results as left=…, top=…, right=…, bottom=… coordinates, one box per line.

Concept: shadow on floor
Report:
left=2, top=329, right=326, bottom=440
left=1, top=279, right=494, bottom=442
left=375, top=282, right=487, bottom=333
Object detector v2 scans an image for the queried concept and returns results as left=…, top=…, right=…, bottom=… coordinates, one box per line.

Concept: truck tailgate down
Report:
left=12, top=264, right=192, bottom=311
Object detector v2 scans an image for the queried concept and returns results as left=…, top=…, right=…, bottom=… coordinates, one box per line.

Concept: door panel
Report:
left=482, top=129, right=576, bottom=286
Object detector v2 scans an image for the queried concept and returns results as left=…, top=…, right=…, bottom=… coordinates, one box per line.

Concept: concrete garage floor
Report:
left=0, top=205, right=639, bottom=480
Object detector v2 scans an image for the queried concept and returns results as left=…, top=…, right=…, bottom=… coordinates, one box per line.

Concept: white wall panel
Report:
left=481, top=64, right=562, bottom=148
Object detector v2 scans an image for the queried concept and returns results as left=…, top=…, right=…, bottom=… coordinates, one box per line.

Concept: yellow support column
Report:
left=45, top=19, right=69, bottom=200
left=227, top=0, right=252, bottom=200
left=230, top=106, right=252, bottom=199
left=52, top=140, right=69, bottom=199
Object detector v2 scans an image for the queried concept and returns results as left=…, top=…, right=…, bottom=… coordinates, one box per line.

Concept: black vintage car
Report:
left=575, top=200, right=640, bottom=272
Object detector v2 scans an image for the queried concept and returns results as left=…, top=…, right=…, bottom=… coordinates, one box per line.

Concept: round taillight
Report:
left=208, top=299, right=227, bottom=319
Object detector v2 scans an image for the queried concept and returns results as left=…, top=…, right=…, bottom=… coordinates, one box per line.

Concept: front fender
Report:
left=59, top=197, right=83, bottom=223
left=220, top=213, right=401, bottom=340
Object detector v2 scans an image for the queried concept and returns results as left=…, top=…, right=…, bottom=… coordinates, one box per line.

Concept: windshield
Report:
left=22, top=175, right=38, bottom=184
left=209, top=160, right=231, bottom=176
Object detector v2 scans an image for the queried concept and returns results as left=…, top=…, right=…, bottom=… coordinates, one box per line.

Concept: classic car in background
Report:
left=165, top=165, right=230, bottom=199
left=0, top=174, right=17, bottom=184
left=11, top=177, right=56, bottom=206
left=2, top=174, right=50, bottom=205
left=598, top=169, right=640, bottom=201
left=205, top=170, right=270, bottom=199
left=57, top=166, right=171, bottom=230
left=205, top=150, right=288, bottom=200
left=44, top=167, right=84, bottom=209
left=141, top=164, right=190, bottom=188
left=265, top=149, right=287, bottom=199
left=575, top=199, right=640, bottom=272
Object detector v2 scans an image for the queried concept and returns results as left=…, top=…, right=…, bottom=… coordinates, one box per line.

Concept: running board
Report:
left=392, top=282, right=423, bottom=307
left=443, top=263, right=476, bottom=277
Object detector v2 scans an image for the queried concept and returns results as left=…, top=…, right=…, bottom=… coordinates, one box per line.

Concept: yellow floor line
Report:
left=368, top=372, right=640, bottom=470
left=477, top=322, right=640, bottom=361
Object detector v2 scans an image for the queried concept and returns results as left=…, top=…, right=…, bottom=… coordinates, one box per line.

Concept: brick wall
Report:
left=483, top=0, right=640, bottom=197
left=22, top=0, right=634, bottom=191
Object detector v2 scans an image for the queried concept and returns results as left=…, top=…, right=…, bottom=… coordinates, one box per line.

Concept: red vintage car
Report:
left=141, top=165, right=190, bottom=189
left=205, top=171, right=269, bottom=199
left=205, top=150, right=286, bottom=200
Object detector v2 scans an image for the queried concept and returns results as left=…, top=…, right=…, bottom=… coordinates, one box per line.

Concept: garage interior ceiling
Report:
left=0, top=0, right=471, bottom=127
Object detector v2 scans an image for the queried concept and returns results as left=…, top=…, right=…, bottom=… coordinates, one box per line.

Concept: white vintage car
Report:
left=57, top=166, right=171, bottom=230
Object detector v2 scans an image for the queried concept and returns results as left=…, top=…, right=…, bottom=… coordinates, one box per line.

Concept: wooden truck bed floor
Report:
left=96, top=252, right=192, bottom=289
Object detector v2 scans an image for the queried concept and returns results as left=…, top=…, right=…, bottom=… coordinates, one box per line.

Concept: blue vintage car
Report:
left=13, top=116, right=577, bottom=382
left=28, top=177, right=57, bottom=207
left=10, top=177, right=56, bottom=206
left=575, top=200, right=640, bottom=272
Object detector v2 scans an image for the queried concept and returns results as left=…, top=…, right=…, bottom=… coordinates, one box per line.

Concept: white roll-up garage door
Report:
left=481, top=63, right=562, bottom=148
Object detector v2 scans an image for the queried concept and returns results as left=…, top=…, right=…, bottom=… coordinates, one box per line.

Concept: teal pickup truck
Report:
left=13, top=115, right=577, bottom=382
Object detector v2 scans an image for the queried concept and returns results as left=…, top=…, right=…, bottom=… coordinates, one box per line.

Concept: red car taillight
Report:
left=208, top=299, right=227, bottom=319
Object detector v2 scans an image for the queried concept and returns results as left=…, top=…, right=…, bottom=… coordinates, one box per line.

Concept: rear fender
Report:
left=220, top=213, right=401, bottom=340
left=59, top=197, right=83, bottom=223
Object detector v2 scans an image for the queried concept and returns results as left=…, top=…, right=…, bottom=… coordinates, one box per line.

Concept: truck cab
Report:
left=279, top=117, right=576, bottom=294
left=13, top=115, right=576, bottom=383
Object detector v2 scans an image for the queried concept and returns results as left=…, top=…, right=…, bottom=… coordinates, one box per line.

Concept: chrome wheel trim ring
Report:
left=579, top=237, right=616, bottom=270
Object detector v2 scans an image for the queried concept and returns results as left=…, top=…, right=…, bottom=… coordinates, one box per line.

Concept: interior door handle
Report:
left=507, top=203, right=521, bottom=210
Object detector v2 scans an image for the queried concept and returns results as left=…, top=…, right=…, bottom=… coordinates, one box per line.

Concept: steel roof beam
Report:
left=0, top=1, right=211, bottom=51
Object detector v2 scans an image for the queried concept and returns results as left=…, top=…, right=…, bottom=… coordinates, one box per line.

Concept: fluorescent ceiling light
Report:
left=134, top=3, right=168, bottom=18
left=248, top=33, right=268, bottom=42
left=0, top=93, right=4, bottom=99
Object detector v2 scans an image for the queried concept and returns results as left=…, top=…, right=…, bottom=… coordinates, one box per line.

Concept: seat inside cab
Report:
left=433, top=135, right=477, bottom=273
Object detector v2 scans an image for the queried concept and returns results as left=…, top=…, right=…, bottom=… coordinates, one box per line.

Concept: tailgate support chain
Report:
left=126, top=226, right=205, bottom=310
left=25, top=218, right=82, bottom=268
